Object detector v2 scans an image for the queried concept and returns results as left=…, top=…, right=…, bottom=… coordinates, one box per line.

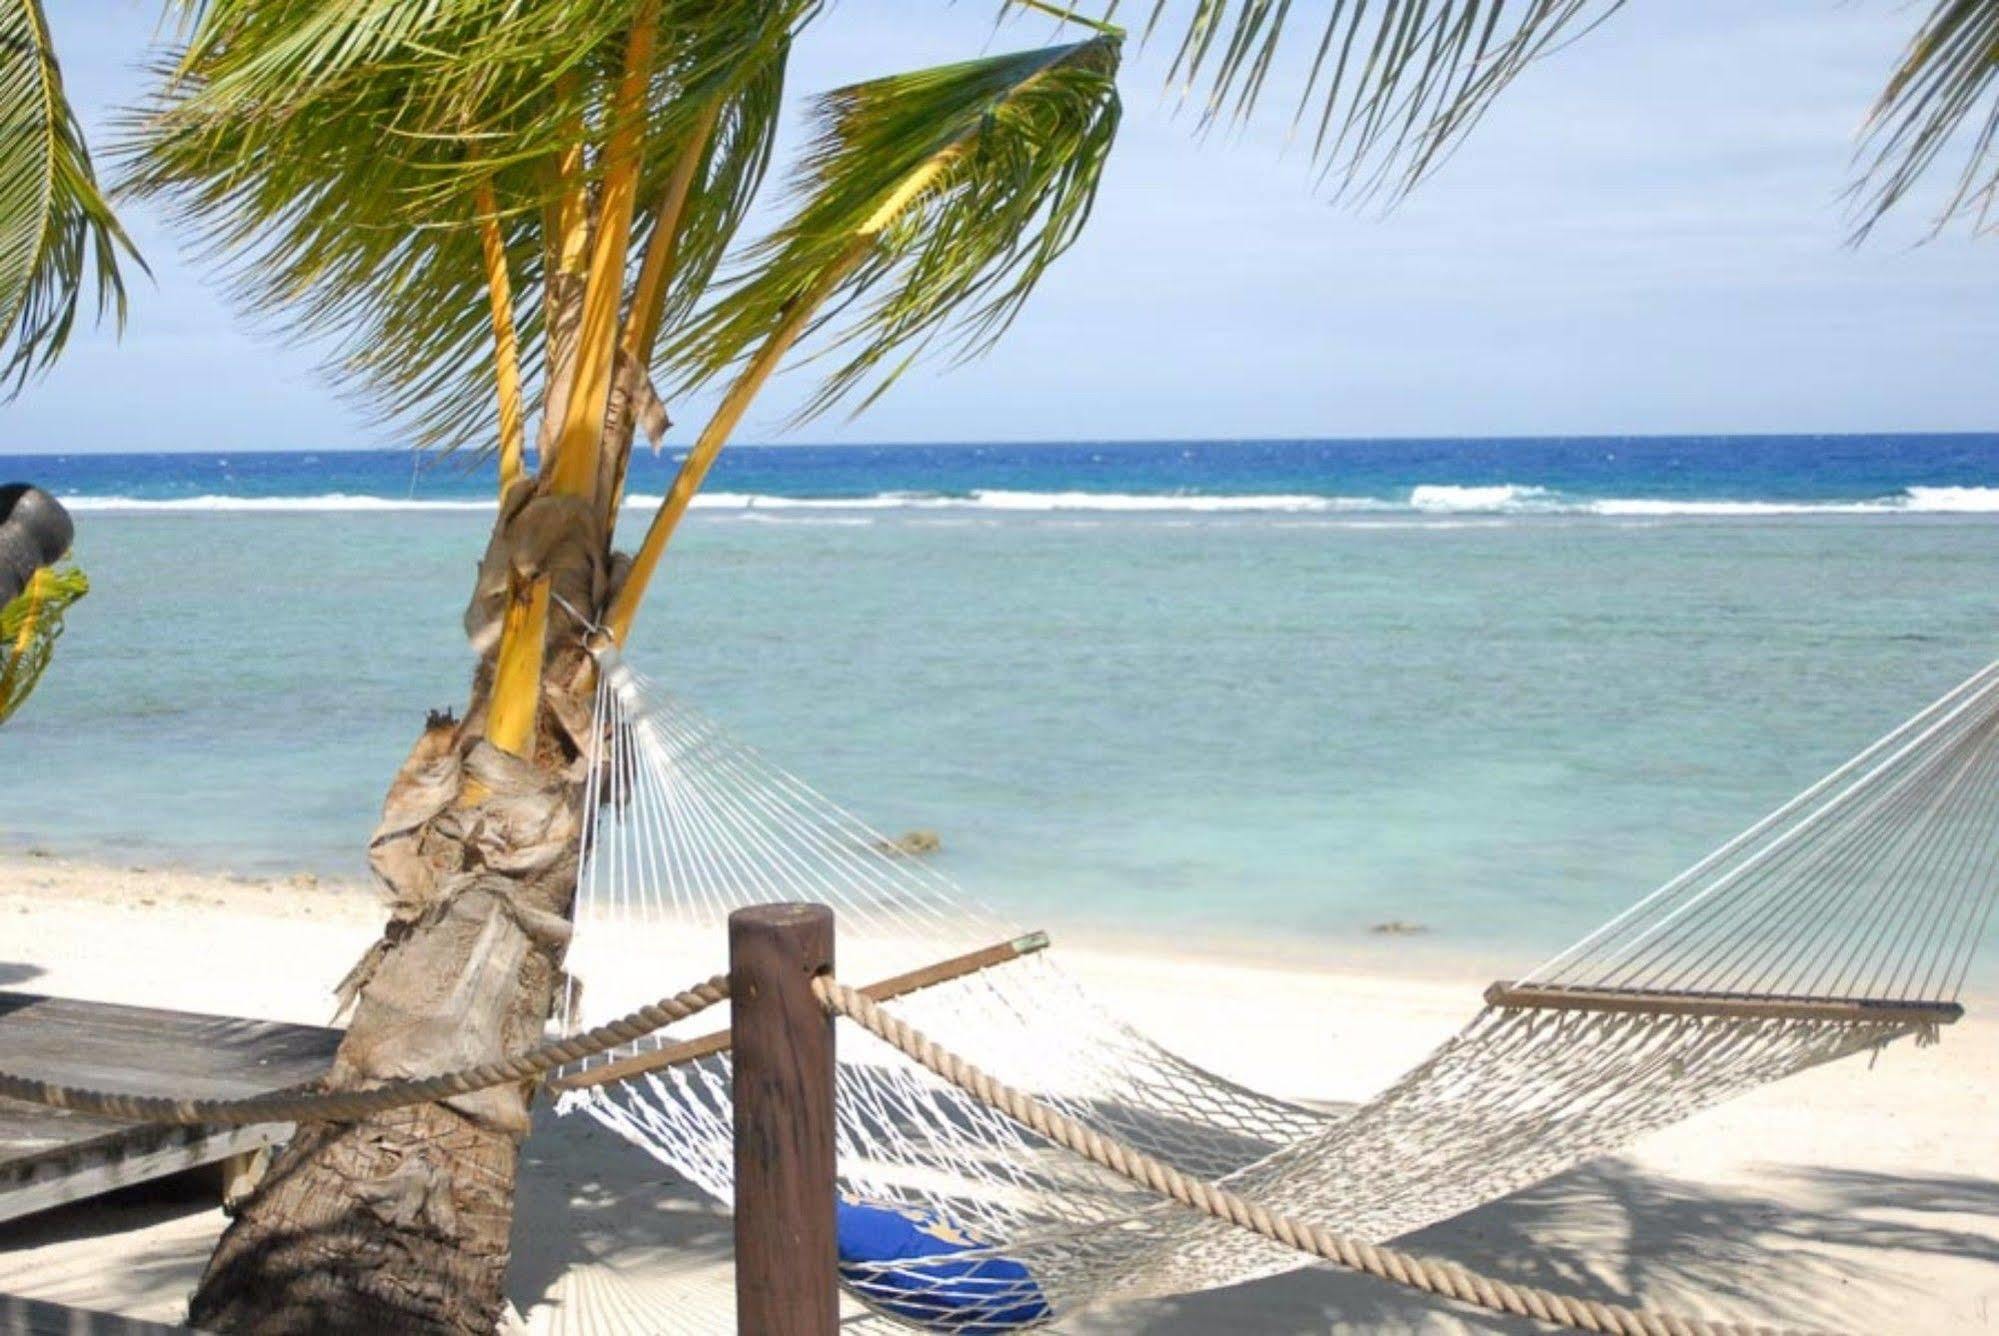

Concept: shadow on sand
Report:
left=506, top=1106, right=1999, bottom=1334
left=1071, top=1159, right=1999, bottom=1333
left=3, top=1104, right=1992, bottom=1332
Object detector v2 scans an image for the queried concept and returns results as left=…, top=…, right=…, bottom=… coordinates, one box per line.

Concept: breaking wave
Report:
left=52, top=484, right=1999, bottom=517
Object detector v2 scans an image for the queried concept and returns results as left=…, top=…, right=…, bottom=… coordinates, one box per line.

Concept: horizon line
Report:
left=5, top=428, right=1999, bottom=460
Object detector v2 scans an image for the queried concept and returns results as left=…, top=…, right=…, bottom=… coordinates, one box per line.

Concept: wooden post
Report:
left=731, top=904, right=838, bottom=1335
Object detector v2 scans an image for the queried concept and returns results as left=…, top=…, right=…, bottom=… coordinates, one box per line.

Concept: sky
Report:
left=8, top=1, right=1997, bottom=453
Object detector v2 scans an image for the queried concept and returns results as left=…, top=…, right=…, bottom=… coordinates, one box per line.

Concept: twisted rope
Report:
left=814, top=976, right=1830, bottom=1336
left=0, top=975, right=730, bottom=1126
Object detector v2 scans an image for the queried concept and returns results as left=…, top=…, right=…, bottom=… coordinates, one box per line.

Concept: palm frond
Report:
left=0, top=0, right=138, bottom=393
left=123, top=0, right=804, bottom=454
left=646, top=38, right=791, bottom=343
left=0, top=562, right=86, bottom=724
left=1015, top=0, right=1622, bottom=202
left=165, top=0, right=546, bottom=102
left=1851, top=0, right=1999, bottom=239
left=668, top=37, right=1121, bottom=423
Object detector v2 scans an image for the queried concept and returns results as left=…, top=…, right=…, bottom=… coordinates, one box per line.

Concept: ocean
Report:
left=6, top=434, right=1999, bottom=979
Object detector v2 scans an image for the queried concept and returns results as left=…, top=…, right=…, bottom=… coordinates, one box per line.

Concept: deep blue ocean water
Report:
left=6, top=434, right=1999, bottom=981
left=20, top=434, right=1999, bottom=515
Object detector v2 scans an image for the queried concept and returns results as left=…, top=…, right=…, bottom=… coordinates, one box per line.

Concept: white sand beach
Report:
left=0, top=851, right=1994, bottom=1333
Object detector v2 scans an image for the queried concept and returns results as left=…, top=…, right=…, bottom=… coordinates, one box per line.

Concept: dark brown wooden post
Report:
left=731, top=903, right=838, bottom=1335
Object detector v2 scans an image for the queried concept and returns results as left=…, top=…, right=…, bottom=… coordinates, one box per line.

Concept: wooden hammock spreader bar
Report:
left=1484, top=981, right=1964, bottom=1027
left=548, top=930, right=1051, bottom=1094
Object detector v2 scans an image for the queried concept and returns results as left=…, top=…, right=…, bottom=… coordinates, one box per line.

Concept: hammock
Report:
left=552, top=651, right=1998, bottom=1331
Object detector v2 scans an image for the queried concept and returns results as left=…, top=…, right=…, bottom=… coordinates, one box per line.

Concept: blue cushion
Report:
left=836, top=1200, right=1052, bottom=1332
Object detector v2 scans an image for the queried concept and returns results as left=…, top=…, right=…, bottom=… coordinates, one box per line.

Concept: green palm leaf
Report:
left=125, top=0, right=803, bottom=453
left=0, top=562, right=86, bottom=724
left=0, top=0, right=138, bottom=392
left=668, top=36, right=1122, bottom=422
left=1852, top=0, right=1999, bottom=238
left=1019, top=1, right=1622, bottom=202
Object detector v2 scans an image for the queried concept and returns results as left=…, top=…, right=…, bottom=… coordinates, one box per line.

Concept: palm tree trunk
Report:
left=189, top=489, right=607, bottom=1334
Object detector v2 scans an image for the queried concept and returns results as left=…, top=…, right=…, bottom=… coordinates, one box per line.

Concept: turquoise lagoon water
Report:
left=5, top=438, right=1999, bottom=980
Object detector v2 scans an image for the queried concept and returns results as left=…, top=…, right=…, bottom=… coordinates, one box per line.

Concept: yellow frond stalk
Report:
left=547, top=74, right=591, bottom=287
left=860, top=150, right=957, bottom=234
left=623, top=100, right=720, bottom=367
left=605, top=249, right=867, bottom=645
left=606, top=143, right=968, bottom=646
left=608, top=269, right=868, bottom=635
left=484, top=9, right=658, bottom=764
left=533, top=74, right=592, bottom=482
left=602, top=98, right=722, bottom=524
left=0, top=567, right=50, bottom=707
left=547, top=1, right=660, bottom=501
left=6, top=568, right=46, bottom=658
left=483, top=575, right=551, bottom=759
left=474, top=179, right=525, bottom=496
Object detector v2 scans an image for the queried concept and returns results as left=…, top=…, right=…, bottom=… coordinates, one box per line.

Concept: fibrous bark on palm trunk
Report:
left=191, top=490, right=607, bottom=1334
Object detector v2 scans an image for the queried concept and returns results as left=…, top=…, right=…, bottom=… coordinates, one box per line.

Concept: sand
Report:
left=0, top=850, right=1994, bottom=1333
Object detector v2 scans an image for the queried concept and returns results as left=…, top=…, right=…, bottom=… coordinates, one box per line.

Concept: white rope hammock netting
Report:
left=551, top=651, right=1999, bottom=1332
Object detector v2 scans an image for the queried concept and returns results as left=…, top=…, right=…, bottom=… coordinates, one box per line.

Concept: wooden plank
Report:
left=0, top=1122, right=291, bottom=1223
left=0, top=995, right=339, bottom=1093
left=0, top=992, right=341, bottom=1223
left=731, top=904, right=838, bottom=1336
left=1484, top=981, right=1965, bottom=1026
left=551, top=931, right=1049, bottom=1094
left=0, top=1293, right=194, bottom=1334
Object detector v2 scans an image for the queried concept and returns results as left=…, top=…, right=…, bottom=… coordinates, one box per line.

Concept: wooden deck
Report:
left=0, top=992, right=342, bottom=1223
left=0, top=1293, right=194, bottom=1333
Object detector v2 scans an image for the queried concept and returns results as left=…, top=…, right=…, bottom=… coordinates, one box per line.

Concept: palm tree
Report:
left=3, top=1, right=1995, bottom=1329
left=0, top=0, right=135, bottom=387
left=0, top=1, right=135, bottom=724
